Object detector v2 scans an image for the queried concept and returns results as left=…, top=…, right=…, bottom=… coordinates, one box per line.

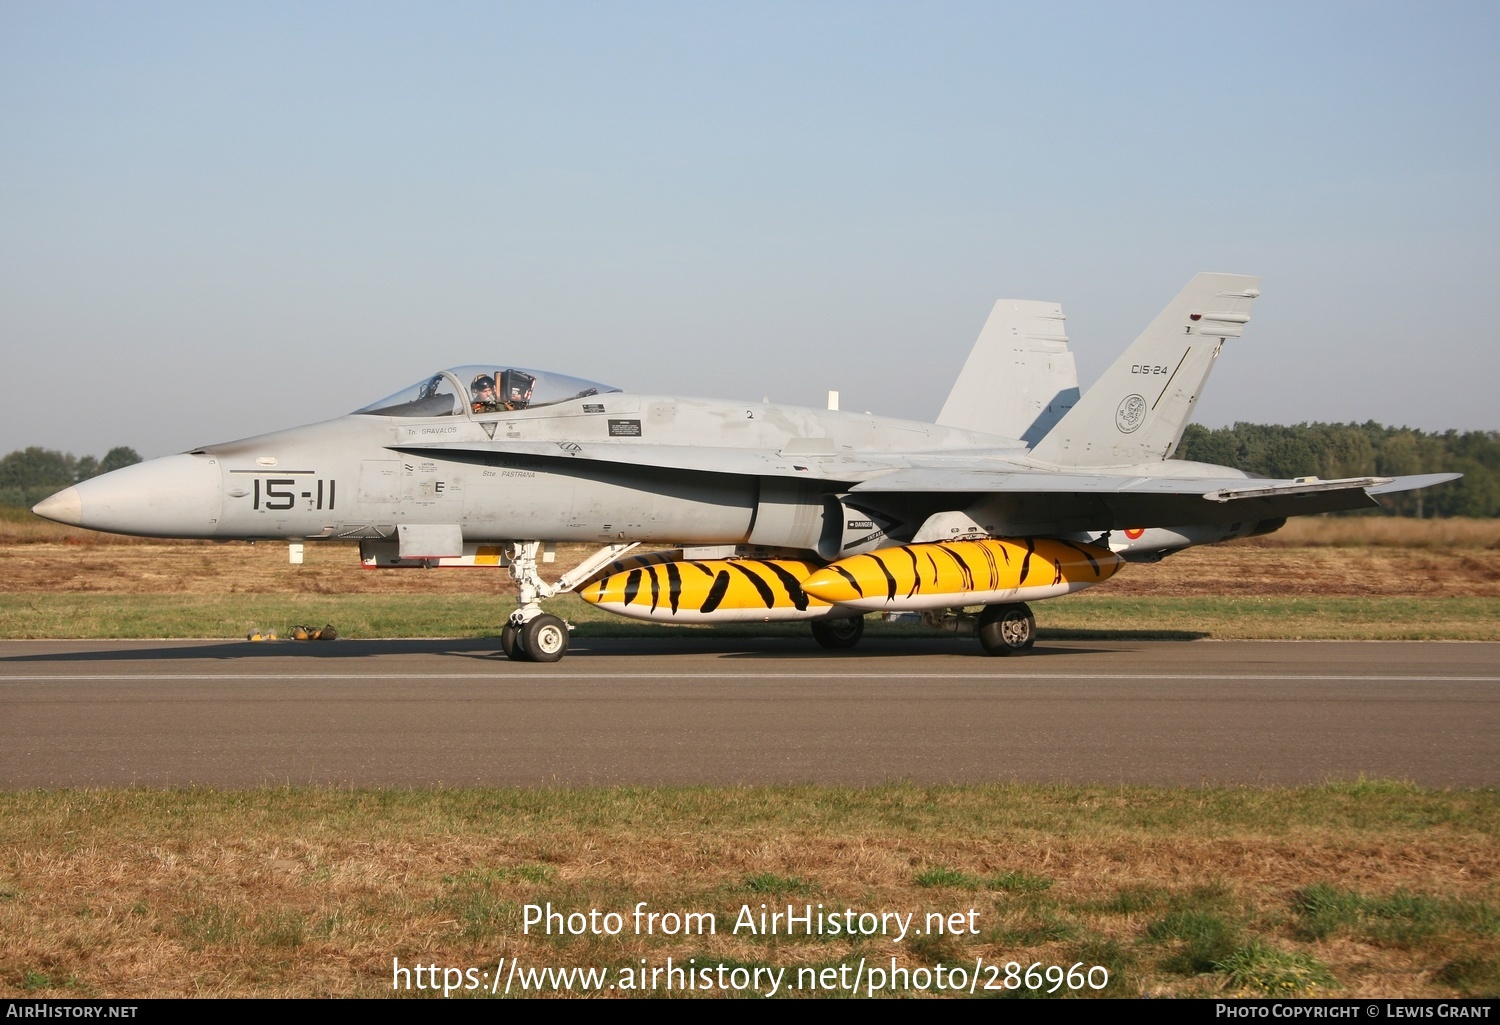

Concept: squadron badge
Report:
left=1115, top=393, right=1147, bottom=434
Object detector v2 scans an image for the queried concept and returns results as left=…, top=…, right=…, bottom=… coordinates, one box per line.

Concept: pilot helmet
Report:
left=470, top=374, right=498, bottom=412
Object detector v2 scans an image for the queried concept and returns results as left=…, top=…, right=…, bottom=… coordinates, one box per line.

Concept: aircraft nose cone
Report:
left=31, top=487, right=84, bottom=526
left=32, top=454, right=224, bottom=537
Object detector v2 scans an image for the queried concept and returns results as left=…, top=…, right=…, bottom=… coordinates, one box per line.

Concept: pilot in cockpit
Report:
left=470, top=375, right=499, bottom=413
left=498, top=369, right=536, bottom=410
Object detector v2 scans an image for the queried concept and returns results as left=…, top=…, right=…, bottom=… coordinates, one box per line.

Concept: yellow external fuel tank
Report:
left=579, top=556, right=835, bottom=623
left=800, top=537, right=1121, bottom=612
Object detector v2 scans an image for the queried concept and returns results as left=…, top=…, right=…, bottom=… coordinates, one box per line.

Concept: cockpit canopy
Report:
left=353, top=366, right=622, bottom=418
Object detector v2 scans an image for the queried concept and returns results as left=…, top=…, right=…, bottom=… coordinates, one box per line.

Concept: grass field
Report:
left=2, top=784, right=1496, bottom=999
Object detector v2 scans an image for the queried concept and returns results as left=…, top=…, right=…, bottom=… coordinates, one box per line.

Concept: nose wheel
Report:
left=977, top=602, right=1036, bottom=656
left=501, top=613, right=569, bottom=662
left=520, top=614, right=569, bottom=662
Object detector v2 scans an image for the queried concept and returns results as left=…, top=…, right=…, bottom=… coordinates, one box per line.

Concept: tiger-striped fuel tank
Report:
left=578, top=557, right=837, bottom=622
left=800, top=538, right=1122, bottom=612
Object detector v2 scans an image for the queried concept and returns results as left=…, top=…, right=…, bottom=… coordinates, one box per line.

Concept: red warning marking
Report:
left=1124, top=528, right=1145, bottom=540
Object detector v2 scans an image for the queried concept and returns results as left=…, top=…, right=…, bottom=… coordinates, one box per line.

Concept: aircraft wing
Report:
left=851, top=470, right=1462, bottom=527
left=1364, top=473, right=1464, bottom=495
left=394, top=437, right=1459, bottom=526
left=851, top=469, right=1443, bottom=495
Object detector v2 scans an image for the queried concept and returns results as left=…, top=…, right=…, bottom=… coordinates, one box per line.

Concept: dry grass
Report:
left=1264, top=516, right=1500, bottom=549
left=1106, top=546, right=1500, bottom=598
left=2, top=785, right=1496, bottom=999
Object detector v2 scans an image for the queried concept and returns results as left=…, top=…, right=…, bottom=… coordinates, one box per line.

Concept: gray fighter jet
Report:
left=32, top=274, right=1456, bottom=661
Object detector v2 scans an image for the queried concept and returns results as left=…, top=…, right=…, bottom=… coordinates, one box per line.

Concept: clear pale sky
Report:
left=3, top=1, right=1496, bottom=458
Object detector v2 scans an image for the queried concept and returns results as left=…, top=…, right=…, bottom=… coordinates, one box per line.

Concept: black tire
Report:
left=500, top=621, right=525, bottom=661
left=978, top=603, right=1035, bottom=656
left=520, top=614, right=569, bottom=663
left=810, top=614, right=864, bottom=649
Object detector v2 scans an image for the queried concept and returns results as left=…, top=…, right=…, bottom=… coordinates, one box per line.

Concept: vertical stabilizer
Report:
left=936, top=299, right=1079, bottom=444
left=1028, top=273, right=1260, bottom=466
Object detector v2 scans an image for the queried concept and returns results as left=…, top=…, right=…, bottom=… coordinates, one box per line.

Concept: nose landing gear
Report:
left=501, top=540, right=638, bottom=662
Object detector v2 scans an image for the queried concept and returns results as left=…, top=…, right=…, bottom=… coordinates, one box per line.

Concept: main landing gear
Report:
left=808, top=602, right=1037, bottom=655
left=977, top=602, right=1036, bottom=656
left=919, top=601, right=1037, bottom=656
left=810, top=614, right=865, bottom=649
left=502, top=540, right=638, bottom=663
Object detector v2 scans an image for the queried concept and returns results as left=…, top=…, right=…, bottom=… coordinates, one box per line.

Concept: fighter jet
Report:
left=32, top=274, right=1456, bottom=661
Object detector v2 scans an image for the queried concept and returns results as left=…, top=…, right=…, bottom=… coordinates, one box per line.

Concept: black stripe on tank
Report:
left=700, top=570, right=732, bottom=613
left=902, top=546, right=921, bottom=597
left=729, top=562, right=776, bottom=608
left=666, top=560, right=682, bottom=614
left=1019, top=538, right=1035, bottom=584
left=759, top=561, right=810, bottom=611
left=934, top=544, right=976, bottom=591
left=756, top=561, right=816, bottom=609
left=623, top=569, right=642, bottom=606
left=646, top=564, right=661, bottom=613
left=978, top=542, right=1000, bottom=589
left=867, top=553, right=899, bottom=603
left=831, top=564, right=864, bottom=596
left=1055, top=538, right=1102, bottom=576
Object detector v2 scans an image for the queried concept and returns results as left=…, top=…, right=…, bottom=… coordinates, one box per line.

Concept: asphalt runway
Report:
left=2, top=637, right=1496, bottom=788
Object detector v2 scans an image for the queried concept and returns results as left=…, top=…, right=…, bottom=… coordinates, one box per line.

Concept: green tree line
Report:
left=0, top=446, right=141, bottom=509
left=1176, top=423, right=1499, bottom=517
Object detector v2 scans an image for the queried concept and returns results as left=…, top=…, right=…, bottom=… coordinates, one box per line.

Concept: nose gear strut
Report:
left=502, top=540, right=638, bottom=662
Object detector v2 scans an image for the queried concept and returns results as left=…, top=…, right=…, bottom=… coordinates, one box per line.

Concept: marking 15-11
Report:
left=252, top=478, right=337, bottom=511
